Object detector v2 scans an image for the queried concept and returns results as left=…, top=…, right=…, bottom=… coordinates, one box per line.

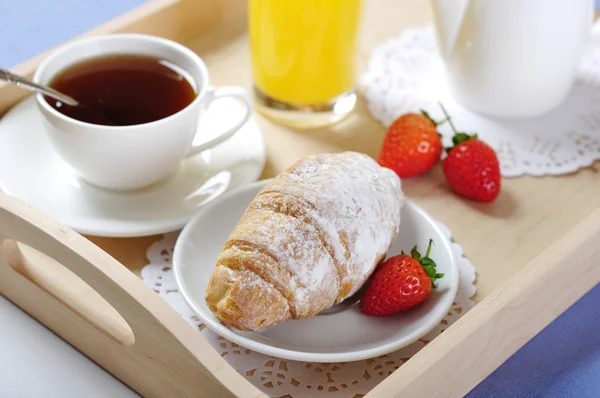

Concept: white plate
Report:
left=173, top=180, right=459, bottom=362
left=0, top=96, right=265, bottom=237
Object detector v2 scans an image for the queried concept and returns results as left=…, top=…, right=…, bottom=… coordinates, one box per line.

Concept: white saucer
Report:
left=0, top=96, right=265, bottom=237
left=173, top=180, right=459, bottom=362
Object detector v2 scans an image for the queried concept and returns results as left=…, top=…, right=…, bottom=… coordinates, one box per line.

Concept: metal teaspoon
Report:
left=0, top=67, right=79, bottom=107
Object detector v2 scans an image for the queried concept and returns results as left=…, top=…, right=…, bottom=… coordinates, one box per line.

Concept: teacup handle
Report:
left=186, top=86, right=253, bottom=157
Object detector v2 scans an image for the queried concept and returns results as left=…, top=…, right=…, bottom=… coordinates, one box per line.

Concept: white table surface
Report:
left=0, top=297, right=136, bottom=397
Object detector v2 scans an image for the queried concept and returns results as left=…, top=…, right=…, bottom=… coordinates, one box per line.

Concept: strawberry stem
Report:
left=439, top=102, right=478, bottom=153
left=415, top=239, right=444, bottom=289
left=421, top=109, right=449, bottom=127
left=424, top=239, right=434, bottom=258
left=439, top=103, right=459, bottom=136
left=452, top=132, right=478, bottom=146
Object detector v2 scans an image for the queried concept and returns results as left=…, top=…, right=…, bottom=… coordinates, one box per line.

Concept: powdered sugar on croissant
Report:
left=205, top=152, right=404, bottom=331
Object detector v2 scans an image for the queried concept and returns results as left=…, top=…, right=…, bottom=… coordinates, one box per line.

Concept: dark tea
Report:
left=46, top=54, right=197, bottom=126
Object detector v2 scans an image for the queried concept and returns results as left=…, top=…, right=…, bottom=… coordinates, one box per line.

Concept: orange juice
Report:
left=249, top=0, right=362, bottom=105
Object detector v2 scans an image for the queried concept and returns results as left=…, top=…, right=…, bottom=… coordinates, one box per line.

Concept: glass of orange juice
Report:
left=249, top=0, right=363, bottom=128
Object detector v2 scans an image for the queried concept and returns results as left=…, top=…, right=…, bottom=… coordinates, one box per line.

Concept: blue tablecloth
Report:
left=468, top=285, right=600, bottom=398
left=1, top=1, right=599, bottom=397
left=0, top=0, right=146, bottom=66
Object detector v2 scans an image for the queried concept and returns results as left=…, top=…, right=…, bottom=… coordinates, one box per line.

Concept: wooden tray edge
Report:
left=366, top=207, right=600, bottom=397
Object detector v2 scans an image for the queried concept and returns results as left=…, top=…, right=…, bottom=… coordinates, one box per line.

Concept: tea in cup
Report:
left=34, top=34, right=252, bottom=190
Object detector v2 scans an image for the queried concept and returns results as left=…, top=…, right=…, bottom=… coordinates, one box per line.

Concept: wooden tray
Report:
left=1, top=0, right=600, bottom=396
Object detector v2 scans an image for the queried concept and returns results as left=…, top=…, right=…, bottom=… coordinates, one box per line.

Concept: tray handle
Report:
left=0, top=192, right=265, bottom=398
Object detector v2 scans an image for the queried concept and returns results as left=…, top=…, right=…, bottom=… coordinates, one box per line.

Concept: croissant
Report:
left=205, top=152, right=404, bottom=331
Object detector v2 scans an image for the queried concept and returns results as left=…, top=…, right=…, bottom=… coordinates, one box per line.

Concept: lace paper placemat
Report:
left=141, top=222, right=476, bottom=397
left=361, top=24, right=600, bottom=177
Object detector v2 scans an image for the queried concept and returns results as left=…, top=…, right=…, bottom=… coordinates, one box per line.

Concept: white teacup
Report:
left=34, top=34, right=252, bottom=190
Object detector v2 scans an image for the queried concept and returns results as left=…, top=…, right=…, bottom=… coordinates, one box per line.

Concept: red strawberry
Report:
left=377, top=112, right=443, bottom=178
left=438, top=104, right=501, bottom=202
left=360, top=240, right=443, bottom=316
left=443, top=133, right=501, bottom=202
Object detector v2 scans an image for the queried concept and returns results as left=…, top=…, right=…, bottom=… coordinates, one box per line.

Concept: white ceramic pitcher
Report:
left=431, top=0, right=594, bottom=118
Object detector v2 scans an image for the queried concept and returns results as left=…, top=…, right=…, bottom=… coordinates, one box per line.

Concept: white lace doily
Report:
left=141, top=223, right=476, bottom=398
left=361, top=23, right=600, bottom=177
